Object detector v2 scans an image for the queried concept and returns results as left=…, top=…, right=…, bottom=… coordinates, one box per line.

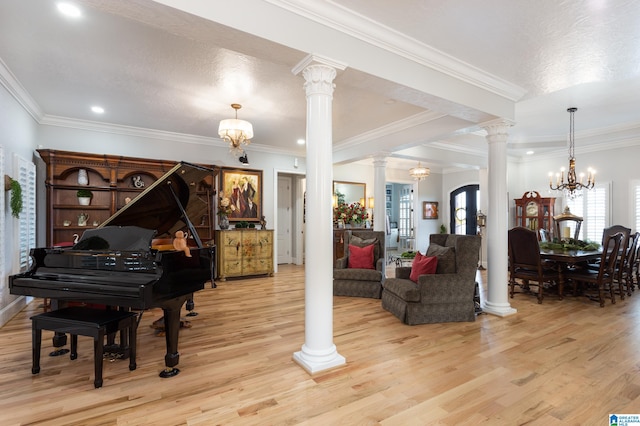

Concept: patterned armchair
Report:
left=381, top=234, right=480, bottom=325
left=333, top=230, right=386, bottom=299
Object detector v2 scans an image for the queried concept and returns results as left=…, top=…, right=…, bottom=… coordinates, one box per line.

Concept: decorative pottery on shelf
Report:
left=350, top=222, right=364, bottom=228
left=77, top=169, right=89, bottom=186
left=77, top=212, right=89, bottom=227
left=219, top=215, right=230, bottom=230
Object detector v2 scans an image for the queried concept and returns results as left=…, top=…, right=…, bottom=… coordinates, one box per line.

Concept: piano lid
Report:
left=99, top=162, right=214, bottom=238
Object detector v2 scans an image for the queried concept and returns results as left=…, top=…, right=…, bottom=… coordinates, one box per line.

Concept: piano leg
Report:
left=185, top=295, right=198, bottom=317
left=159, top=297, right=186, bottom=378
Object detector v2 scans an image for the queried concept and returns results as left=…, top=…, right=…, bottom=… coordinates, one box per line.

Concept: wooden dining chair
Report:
left=508, top=227, right=559, bottom=303
left=621, top=231, right=639, bottom=296
left=565, top=231, right=624, bottom=307
left=604, top=225, right=631, bottom=299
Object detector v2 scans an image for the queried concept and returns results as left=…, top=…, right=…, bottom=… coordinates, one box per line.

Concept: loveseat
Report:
left=381, top=234, right=480, bottom=324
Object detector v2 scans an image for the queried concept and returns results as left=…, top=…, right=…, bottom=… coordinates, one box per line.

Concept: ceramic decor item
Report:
left=77, top=169, right=89, bottom=185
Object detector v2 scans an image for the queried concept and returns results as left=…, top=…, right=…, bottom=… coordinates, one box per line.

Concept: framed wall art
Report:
left=219, top=168, right=263, bottom=222
left=423, top=201, right=439, bottom=220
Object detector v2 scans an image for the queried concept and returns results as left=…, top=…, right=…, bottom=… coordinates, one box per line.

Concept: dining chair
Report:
left=621, top=231, right=639, bottom=296
left=603, top=225, right=631, bottom=299
left=508, top=227, right=559, bottom=303
left=565, top=231, right=624, bottom=307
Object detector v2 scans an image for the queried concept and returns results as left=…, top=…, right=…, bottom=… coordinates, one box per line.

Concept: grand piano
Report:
left=9, top=162, right=215, bottom=378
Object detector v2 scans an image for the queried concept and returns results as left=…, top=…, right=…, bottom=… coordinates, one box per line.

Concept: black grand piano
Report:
left=9, top=162, right=215, bottom=378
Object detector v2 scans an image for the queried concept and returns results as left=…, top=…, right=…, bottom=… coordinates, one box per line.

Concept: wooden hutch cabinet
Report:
left=333, top=229, right=346, bottom=265
left=38, top=149, right=216, bottom=246
left=215, top=229, right=274, bottom=280
left=514, top=190, right=556, bottom=239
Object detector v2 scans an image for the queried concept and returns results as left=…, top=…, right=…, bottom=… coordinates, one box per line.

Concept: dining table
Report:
left=540, top=248, right=602, bottom=297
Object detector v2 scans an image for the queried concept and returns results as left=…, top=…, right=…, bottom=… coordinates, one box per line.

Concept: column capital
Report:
left=372, top=153, right=390, bottom=167
left=301, top=65, right=337, bottom=98
left=481, top=118, right=514, bottom=139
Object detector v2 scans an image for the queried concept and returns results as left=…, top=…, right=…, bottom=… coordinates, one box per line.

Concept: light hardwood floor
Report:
left=1, top=265, right=639, bottom=425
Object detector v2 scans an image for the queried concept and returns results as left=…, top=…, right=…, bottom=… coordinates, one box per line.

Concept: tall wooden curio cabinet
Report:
left=38, top=149, right=216, bottom=246
left=514, top=190, right=556, bottom=239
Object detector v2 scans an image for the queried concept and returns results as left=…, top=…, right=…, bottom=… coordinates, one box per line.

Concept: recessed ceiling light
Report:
left=526, top=150, right=534, bottom=155
left=57, top=2, right=82, bottom=18
left=91, top=106, right=104, bottom=114
left=297, top=139, right=305, bottom=145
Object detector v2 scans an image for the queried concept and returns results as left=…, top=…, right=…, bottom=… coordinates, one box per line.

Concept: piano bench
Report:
left=31, top=306, right=138, bottom=389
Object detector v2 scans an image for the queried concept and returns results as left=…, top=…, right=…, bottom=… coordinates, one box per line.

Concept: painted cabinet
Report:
left=215, top=229, right=274, bottom=280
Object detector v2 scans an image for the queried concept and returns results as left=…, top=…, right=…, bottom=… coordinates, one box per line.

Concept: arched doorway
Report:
left=449, top=184, right=480, bottom=235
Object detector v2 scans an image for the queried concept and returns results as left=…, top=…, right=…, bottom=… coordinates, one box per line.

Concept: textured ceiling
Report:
left=1, top=0, right=639, bottom=171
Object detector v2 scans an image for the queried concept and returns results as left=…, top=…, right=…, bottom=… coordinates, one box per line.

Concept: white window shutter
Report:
left=14, top=154, right=36, bottom=273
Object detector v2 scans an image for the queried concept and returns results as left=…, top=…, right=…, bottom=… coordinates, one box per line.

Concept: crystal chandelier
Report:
left=218, top=103, right=253, bottom=155
left=409, top=162, right=430, bottom=181
left=548, top=107, right=595, bottom=199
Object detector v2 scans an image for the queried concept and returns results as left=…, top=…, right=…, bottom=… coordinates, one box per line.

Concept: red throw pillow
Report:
left=410, top=252, right=438, bottom=282
left=348, top=244, right=375, bottom=269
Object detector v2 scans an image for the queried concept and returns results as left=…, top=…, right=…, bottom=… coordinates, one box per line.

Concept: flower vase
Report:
left=351, top=222, right=364, bottom=229
left=219, top=215, right=230, bottom=230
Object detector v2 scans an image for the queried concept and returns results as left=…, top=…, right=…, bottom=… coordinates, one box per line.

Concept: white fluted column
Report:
left=482, top=120, right=517, bottom=317
left=293, top=62, right=345, bottom=373
left=372, top=154, right=388, bottom=233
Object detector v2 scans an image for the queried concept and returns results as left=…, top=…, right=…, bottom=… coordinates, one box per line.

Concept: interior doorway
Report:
left=449, top=184, right=480, bottom=235
left=385, top=182, right=414, bottom=251
left=276, top=172, right=305, bottom=266
left=277, top=175, right=292, bottom=264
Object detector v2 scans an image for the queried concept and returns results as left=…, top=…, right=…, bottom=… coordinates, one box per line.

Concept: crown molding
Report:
left=39, top=114, right=299, bottom=156
left=0, top=58, right=42, bottom=122
left=267, top=0, right=527, bottom=101
left=333, top=110, right=447, bottom=152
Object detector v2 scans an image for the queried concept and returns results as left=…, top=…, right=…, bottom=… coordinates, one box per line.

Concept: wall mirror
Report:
left=333, top=181, right=366, bottom=205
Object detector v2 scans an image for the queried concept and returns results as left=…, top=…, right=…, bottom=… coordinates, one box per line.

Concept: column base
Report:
left=482, top=301, right=517, bottom=317
left=293, top=344, right=346, bottom=374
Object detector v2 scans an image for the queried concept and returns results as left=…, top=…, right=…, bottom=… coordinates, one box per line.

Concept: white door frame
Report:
left=273, top=169, right=306, bottom=273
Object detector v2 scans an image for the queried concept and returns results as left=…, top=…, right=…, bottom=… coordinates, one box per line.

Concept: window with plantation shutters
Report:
left=634, top=182, right=640, bottom=233
left=565, top=183, right=610, bottom=242
left=0, top=146, right=4, bottom=277
left=14, top=154, right=36, bottom=273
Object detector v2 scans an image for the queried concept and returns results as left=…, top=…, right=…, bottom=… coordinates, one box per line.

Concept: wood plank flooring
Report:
left=1, top=265, right=640, bottom=425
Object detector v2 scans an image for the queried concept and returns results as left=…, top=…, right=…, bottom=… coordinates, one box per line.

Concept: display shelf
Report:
left=38, top=149, right=217, bottom=246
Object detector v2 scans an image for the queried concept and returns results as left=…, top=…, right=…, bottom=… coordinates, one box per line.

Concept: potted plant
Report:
left=77, top=189, right=93, bottom=206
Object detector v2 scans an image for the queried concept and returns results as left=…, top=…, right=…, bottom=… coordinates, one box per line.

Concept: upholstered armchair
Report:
left=333, top=230, right=386, bottom=299
left=381, top=234, right=480, bottom=325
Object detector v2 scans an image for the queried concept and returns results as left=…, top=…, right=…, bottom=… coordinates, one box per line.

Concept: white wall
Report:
left=508, top=142, right=640, bottom=230
left=0, top=85, right=39, bottom=325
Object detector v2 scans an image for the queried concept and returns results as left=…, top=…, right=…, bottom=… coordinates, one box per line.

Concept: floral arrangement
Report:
left=333, top=202, right=369, bottom=224
left=217, top=196, right=236, bottom=217
left=540, top=238, right=600, bottom=251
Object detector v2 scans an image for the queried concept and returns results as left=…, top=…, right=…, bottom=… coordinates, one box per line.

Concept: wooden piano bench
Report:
left=31, top=306, right=138, bottom=388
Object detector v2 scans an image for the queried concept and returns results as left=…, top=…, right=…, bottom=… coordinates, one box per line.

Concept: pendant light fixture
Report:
left=548, top=108, right=595, bottom=199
